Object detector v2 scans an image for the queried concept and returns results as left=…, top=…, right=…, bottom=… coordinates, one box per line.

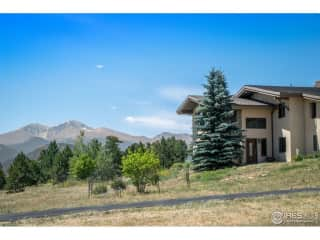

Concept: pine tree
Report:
left=7, top=152, right=37, bottom=192
left=73, top=130, right=87, bottom=157
left=38, top=140, right=59, bottom=182
left=87, top=139, right=101, bottom=160
left=192, top=68, right=243, bottom=171
left=52, top=145, right=73, bottom=184
left=0, top=163, right=6, bottom=190
left=104, top=136, right=122, bottom=176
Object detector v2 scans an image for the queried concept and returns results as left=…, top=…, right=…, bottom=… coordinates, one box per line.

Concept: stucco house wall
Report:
left=289, top=97, right=306, bottom=159
left=240, top=107, right=272, bottom=163
left=304, top=99, right=320, bottom=153
left=177, top=82, right=320, bottom=164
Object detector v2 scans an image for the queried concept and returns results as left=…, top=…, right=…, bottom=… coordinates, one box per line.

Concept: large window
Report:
left=279, top=137, right=286, bottom=153
left=313, top=135, right=318, bottom=151
left=311, top=102, right=317, bottom=119
left=261, top=138, right=267, bottom=156
left=246, top=118, right=266, bottom=129
left=278, top=103, right=286, bottom=118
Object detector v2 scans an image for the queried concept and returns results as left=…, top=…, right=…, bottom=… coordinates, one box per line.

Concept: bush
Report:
left=92, top=184, right=108, bottom=195
left=171, top=162, right=184, bottom=171
left=70, top=153, right=96, bottom=180
left=294, top=155, right=304, bottom=162
left=111, top=178, right=126, bottom=191
left=122, top=148, right=160, bottom=193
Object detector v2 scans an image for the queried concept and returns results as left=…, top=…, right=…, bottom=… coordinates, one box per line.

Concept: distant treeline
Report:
left=0, top=131, right=188, bottom=193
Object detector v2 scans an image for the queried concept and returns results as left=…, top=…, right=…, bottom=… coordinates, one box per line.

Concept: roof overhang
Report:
left=176, top=95, right=201, bottom=115
left=303, top=93, right=320, bottom=101
left=236, top=86, right=280, bottom=98
left=177, top=94, right=272, bottom=115
left=236, top=85, right=302, bottom=98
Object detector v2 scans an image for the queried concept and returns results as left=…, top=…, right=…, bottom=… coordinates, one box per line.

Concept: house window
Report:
left=246, top=118, right=266, bottom=129
left=311, top=102, right=317, bottom=119
left=231, top=111, right=237, bottom=123
left=278, top=103, right=286, bottom=118
left=279, top=137, right=286, bottom=153
left=313, top=135, right=318, bottom=151
left=261, top=138, right=267, bottom=156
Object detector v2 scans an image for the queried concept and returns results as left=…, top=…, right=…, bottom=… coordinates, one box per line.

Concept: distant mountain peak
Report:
left=21, top=123, right=49, bottom=136
left=60, top=120, right=92, bottom=129
left=22, top=123, right=48, bottom=130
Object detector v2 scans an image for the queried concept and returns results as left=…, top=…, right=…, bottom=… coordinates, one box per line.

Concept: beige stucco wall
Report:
left=289, top=97, right=306, bottom=158
left=272, top=97, right=315, bottom=162
left=251, top=93, right=306, bottom=162
left=240, top=107, right=273, bottom=164
left=271, top=98, right=293, bottom=162
left=304, top=99, right=320, bottom=153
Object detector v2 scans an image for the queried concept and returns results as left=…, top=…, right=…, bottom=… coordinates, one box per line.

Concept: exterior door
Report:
left=246, top=139, right=257, bottom=164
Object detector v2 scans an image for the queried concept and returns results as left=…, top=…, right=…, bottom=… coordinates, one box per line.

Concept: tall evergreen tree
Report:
left=0, top=163, right=6, bottom=190
left=52, top=145, right=73, bottom=184
left=38, top=141, right=59, bottom=182
left=87, top=138, right=102, bottom=160
left=192, top=68, right=243, bottom=171
left=125, top=142, right=146, bottom=155
left=152, top=137, right=188, bottom=168
left=94, top=136, right=122, bottom=180
left=73, top=130, right=87, bottom=157
left=104, top=136, right=122, bottom=175
left=7, top=152, right=37, bottom=192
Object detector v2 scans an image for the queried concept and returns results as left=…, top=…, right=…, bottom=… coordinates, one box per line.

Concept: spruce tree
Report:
left=192, top=68, right=243, bottom=171
left=38, top=140, right=59, bottom=182
left=7, top=152, right=37, bottom=192
left=52, top=145, right=73, bottom=184
left=104, top=136, right=122, bottom=176
left=0, top=163, right=6, bottom=190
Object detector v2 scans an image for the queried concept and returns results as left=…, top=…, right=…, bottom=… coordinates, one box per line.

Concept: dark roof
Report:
left=240, top=85, right=320, bottom=98
left=176, top=95, right=270, bottom=114
left=187, top=95, right=268, bottom=106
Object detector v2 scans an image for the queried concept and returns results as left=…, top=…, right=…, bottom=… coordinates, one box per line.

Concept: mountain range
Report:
left=0, top=120, right=192, bottom=169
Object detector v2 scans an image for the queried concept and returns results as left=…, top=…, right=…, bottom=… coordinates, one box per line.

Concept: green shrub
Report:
left=111, top=178, right=126, bottom=191
left=159, top=163, right=185, bottom=181
left=92, top=184, right=107, bottom=195
left=70, top=153, right=96, bottom=180
left=171, top=162, right=184, bottom=171
left=122, top=148, right=160, bottom=193
left=294, top=155, right=303, bottom=162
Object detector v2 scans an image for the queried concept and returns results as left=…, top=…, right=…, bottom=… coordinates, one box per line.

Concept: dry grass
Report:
left=1, top=158, right=320, bottom=215
left=6, top=192, right=320, bottom=226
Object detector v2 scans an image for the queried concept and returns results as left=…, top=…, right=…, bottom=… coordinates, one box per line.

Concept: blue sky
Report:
left=1, top=14, right=320, bottom=137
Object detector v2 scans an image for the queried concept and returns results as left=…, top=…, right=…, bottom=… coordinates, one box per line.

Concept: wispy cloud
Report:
left=159, top=86, right=202, bottom=102
left=96, top=64, right=104, bottom=69
left=111, top=105, right=118, bottom=110
left=125, top=112, right=191, bottom=133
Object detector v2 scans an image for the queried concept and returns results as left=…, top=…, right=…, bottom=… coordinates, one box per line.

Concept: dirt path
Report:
left=1, top=187, right=320, bottom=222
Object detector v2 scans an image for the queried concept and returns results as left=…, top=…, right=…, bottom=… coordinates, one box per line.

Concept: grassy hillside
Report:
left=1, top=158, right=319, bottom=217
left=8, top=192, right=319, bottom=226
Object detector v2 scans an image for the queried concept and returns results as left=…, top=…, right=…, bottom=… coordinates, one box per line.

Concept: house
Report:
left=177, top=81, right=320, bottom=164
